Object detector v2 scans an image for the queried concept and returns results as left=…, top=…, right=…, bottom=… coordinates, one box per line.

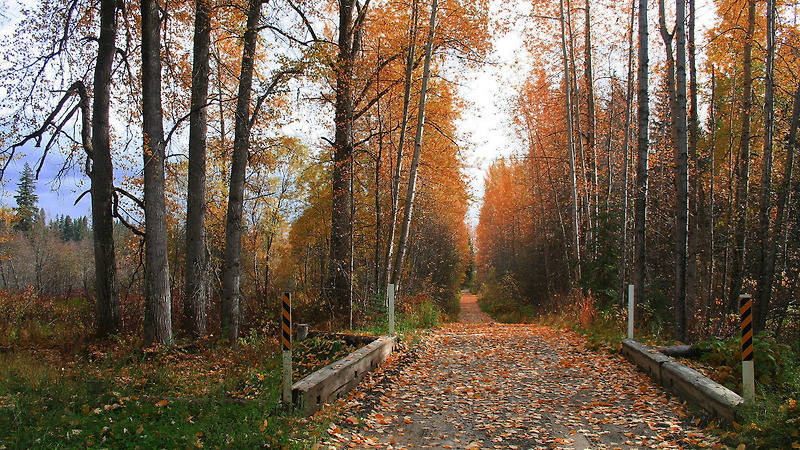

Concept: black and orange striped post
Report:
left=740, top=294, right=755, bottom=401
left=282, top=292, right=292, bottom=404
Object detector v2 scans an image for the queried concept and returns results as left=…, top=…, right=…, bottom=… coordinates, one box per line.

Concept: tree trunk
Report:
left=659, top=0, right=688, bottom=341
left=674, top=0, right=689, bottom=342
left=566, top=0, right=591, bottom=247
left=222, top=0, right=261, bottom=342
left=383, top=0, right=419, bottom=292
left=687, top=0, right=701, bottom=337
left=771, top=85, right=800, bottom=338
left=184, top=0, right=211, bottom=339
left=633, top=0, right=650, bottom=309
left=141, top=0, right=172, bottom=345
left=92, top=0, right=121, bottom=339
left=584, top=0, right=598, bottom=225
left=559, top=0, right=581, bottom=284
left=618, top=0, right=636, bottom=306
left=705, top=67, right=716, bottom=334
left=728, top=0, right=756, bottom=315
left=755, top=0, right=776, bottom=335
left=391, top=0, right=438, bottom=291
left=329, top=0, right=368, bottom=316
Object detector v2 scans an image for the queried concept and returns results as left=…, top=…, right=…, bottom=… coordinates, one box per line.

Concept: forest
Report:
left=0, top=0, right=795, bottom=371
left=0, top=0, right=798, bottom=447
left=0, top=0, right=487, bottom=344
left=477, top=0, right=800, bottom=347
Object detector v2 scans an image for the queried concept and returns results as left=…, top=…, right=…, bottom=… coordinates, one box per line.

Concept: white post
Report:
left=742, top=360, right=755, bottom=401
left=388, top=283, right=395, bottom=336
left=627, top=284, right=635, bottom=339
left=282, top=350, right=292, bottom=404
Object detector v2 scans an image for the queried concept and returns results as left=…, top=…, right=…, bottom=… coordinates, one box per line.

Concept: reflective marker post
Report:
left=740, top=294, right=755, bottom=401
left=627, top=284, right=635, bottom=340
left=388, top=284, right=395, bottom=336
left=282, top=292, right=292, bottom=405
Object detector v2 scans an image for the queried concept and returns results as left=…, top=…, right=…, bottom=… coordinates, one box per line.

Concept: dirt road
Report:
left=319, top=292, right=715, bottom=449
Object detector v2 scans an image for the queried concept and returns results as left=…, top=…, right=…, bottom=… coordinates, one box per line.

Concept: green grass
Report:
left=0, top=335, right=342, bottom=449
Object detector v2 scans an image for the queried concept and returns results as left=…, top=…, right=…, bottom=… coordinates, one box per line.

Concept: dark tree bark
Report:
left=687, top=0, right=701, bottom=337
left=772, top=85, right=800, bottom=337
left=674, top=0, right=689, bottom=341
left=755, top=0, right=776, bottom=335
left=391, top=0, right=437, bottom=290
left=328, top=0, right=370, bottom=316
left=221, top=0, right=262, bottom=342
left=728, top=0, right=756, bottom=315
left=659, top=0, right=688, bottom=341
left=141, top=0, right=172, bottom=345
left=92, top=0, right=121, bottom=338
left=183, top=0, right=211, bottom=339
left=633, top=0, right=650, bottom=309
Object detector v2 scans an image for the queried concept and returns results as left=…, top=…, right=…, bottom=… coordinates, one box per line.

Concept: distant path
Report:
left=458, top=290, right=494, bottom=324
left=321, top=292, right=716, bottom=449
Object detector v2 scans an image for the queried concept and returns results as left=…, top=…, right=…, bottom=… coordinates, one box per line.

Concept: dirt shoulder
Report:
left=318, top=293, right=716, bottom=449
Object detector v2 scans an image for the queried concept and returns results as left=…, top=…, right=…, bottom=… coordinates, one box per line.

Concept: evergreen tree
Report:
left=13, top=163, right=39, bottom=232
left=61, top=215, right=74, bottom=242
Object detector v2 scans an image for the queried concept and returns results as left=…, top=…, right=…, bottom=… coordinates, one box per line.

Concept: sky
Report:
left=456, top=1, right=530, bottom=226
left=0, top=0, right=93, bottom=220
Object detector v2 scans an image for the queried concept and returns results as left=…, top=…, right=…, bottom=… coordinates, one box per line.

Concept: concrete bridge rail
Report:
left=622, top=338, right=744, bottom=425
left=292, top=335, right=398, bottom=416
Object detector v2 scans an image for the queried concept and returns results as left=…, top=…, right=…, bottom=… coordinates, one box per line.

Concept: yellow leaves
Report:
left=154, top=399, right=169, bottom=407
left=345, top=416, right=358, bottom=426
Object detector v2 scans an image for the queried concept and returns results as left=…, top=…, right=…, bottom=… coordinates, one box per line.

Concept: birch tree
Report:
left=728, top=0, right=756, bottom=315
left=391, top=0, right=438, bottom=290
left=634, top=0, right=650, bottom=309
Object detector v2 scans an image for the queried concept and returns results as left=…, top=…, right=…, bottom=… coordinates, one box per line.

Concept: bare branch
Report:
left=287, top=0, right=319, bottom=42
left=115, top=187, right=145, bottom=210
left=3, top=81, right=91, bottom=180
left=73, top=189, right=91, bottom=205
left=113, top=192, right=145, bottom=236
left=249, top=66, right=304, bottom=128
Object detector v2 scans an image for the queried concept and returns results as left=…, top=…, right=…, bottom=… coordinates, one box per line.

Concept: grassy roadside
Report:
left=0, top=333, right=337, bottom=449
left=0, top=293, right=450, bottom=449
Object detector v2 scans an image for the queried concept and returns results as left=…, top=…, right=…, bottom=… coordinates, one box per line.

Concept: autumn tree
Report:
left=327, top=0, right=371, bottom=318
left=727, top=0, right=756, bottom=319
left=0, top=0, right=122, bottom=338
left=391, top=0, right=439, bottom=291
left=141, top=0, right=172, bottom=345
left=184, top=0, right=212, bottom=338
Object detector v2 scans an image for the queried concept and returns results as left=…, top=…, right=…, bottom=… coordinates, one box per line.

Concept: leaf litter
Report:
left=316, top=293, right=719, bottom=449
